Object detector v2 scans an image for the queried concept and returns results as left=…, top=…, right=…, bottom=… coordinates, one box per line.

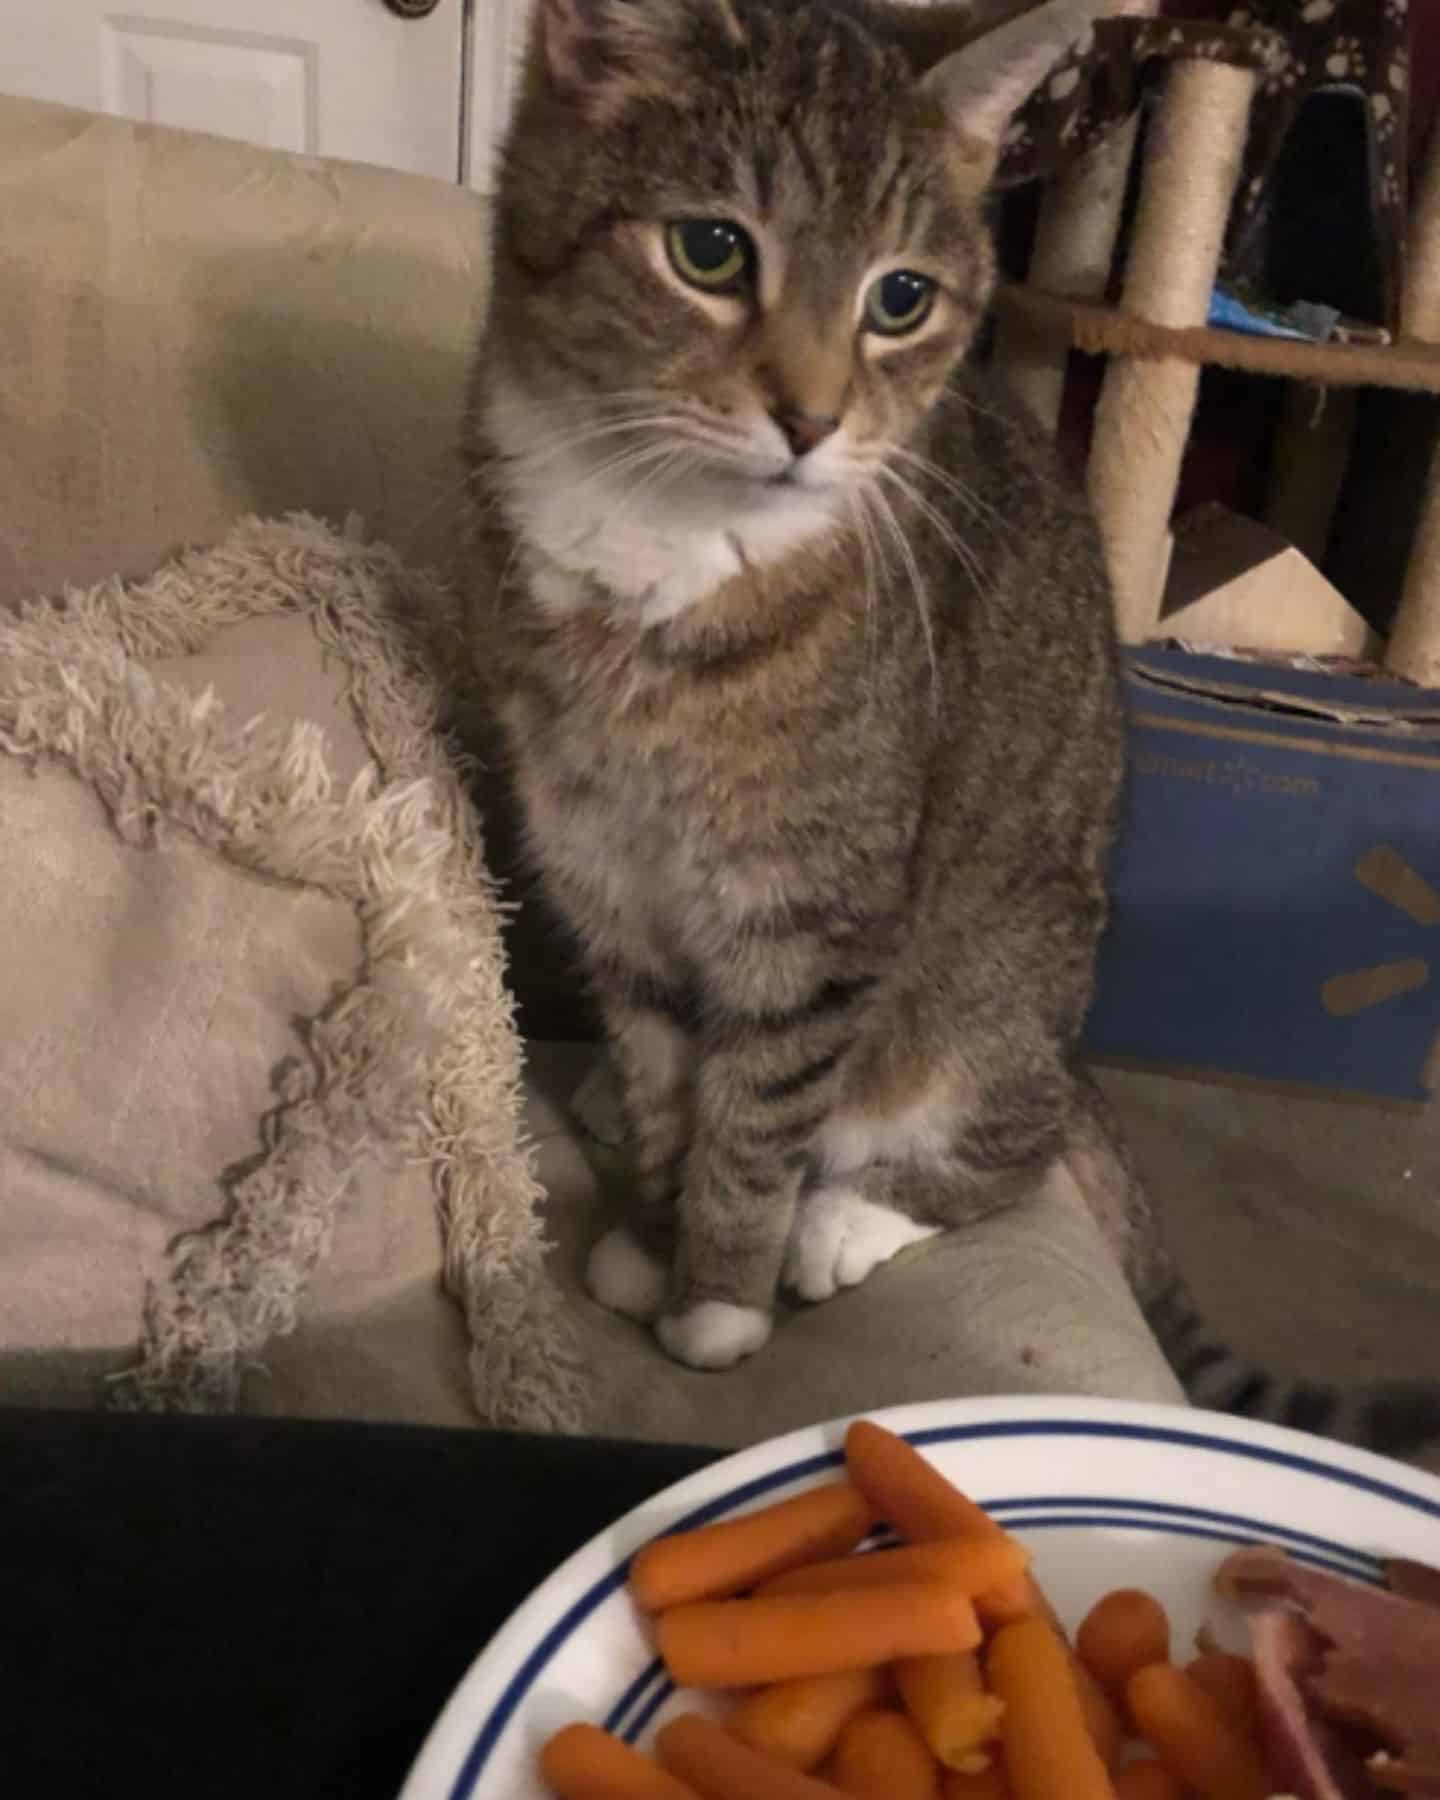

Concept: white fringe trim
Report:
left=0, top=513, right=584, bottom=1432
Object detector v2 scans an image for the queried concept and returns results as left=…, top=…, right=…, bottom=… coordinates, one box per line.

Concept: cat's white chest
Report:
left=485, top=378, right=838, bottom=627
left=524, top=523, right=746, bottom=627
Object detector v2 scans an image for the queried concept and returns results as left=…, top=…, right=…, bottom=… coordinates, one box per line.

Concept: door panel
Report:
left=1, top=2, right=464, bottom=180
left=100, top=19, right=316, bottom=153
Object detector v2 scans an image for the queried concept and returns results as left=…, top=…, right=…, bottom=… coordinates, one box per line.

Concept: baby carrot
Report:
left=1125, top=1662, right=1273, bottom=1800
left=758, top=1536, right=1029, bottom=1601
left=1113, top=1759, right=1186, bottom=1800
left=896, top=1651, right=1005, bottom=1771
left=728, top=1668, right=889, bottom=1771
left=943, top=1765, right=1014, bottom=1800
left=987, top=1616, right=1120, bottom=1800
left=829, top=1708, right=942, bottom=1800
left=658, top=1583, right=982, bottom=1688
left=842, top=1422, right=1034, bottom=1624
left=1007, top=1580, right=1122, bottom=1765
left=1076, top=1589, right=1172, bottom=1698
left=1074, top=1666, right=1125, bottom=1770
left=975, top=1571, right=1045, bottom=1628
left=629, top=1481, right=870, bottom=1612
left=1184, top=1653, right=1261, bottom=1741
left=844, top=1421, right=1004, bottom=1543
left=655, top=1712, right=847, bottom=1800
left=539, top=1723, right=704, bottom=1800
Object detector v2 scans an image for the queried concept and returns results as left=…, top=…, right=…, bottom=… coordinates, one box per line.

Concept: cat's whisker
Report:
left=633, top=453, right=708, bottom=533
left=562, top=433, right=695, bottom=492
left=895, top=484, right=987, bottom=597
left=876, top=463, right=986, bottom=598
left=514, top=409, right=677, bottom=447
left=496, top=387, right=676, bottom=421
left=603, top=450, right=686, bottom=533
left=846, top=488, right=885, bottom=720
left=407, top=385, right=673, bottom=429
left=484, top=537, right=530, bottom=626
left=602, top=444, right=701, bottom=539
left=933, top=382, right=1014, bottom=432
left=547, top=436, right=692, bottom=493
left=887, top=443, right=999, bottom=532
left=516, top=415, right=695, bottom=470
left=389, top=460, right=495, bottom=552
left=501, top=440, right=688, bottom=559
left=862, top=477, right=941, bottom=720
left=653, top=423, right=772, bottom=470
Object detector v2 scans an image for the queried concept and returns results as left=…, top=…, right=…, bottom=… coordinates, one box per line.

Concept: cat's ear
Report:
left=533, top=0, right=625, bottom=98
left=860, top=1, right=1043, bottom=77
left=533, top=0, right=745, bottom=105
left=921, top=0, right=1115, bottom=173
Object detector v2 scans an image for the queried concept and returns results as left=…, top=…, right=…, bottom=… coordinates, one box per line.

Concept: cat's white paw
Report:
left=571, top=1057, right=629, bottom=1147
left=656, top=1301, right=772, bottom=1370
left=783, top=1187, right=942, bottom=1302
left=586, top=1227, right=667, bottom=1322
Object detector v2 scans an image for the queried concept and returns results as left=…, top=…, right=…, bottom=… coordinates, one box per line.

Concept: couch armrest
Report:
left=0, top=97, right=489, bottom=606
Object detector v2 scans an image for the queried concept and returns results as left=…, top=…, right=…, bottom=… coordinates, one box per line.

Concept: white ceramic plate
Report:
left=400, top=1396, right=1440, bottom=1800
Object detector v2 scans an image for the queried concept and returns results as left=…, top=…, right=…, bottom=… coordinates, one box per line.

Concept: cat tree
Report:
left=992, top=16, right=1440, bottom=678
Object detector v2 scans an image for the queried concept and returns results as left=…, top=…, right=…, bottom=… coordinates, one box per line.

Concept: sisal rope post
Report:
left=992, top=0, right=1159, bottom=434
left=1401, top=121, right=1440, bottom=344
left=1385, top=125, right=1440, bottom=685
left=1086, top=58, right=1256, bottom=643
left=995, top=118, right=1144, bottom=431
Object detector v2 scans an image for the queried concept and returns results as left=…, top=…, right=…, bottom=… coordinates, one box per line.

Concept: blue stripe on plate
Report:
left=1001, top=1514, right=1377, bottom=1581
left=906, top=1421, right=1440, bottom=1523
left=624, top=1672, right=677, bottom=1746
left=448, top=1451, right=839, bottom=1796
left=619, top=1670, right=671, bottom=1745
left=991, top=1496, right=1380, bottom=1573
left=603, top=1661, right=668, bottom=1736
left=448, top=1417, right=1440, bottom=1798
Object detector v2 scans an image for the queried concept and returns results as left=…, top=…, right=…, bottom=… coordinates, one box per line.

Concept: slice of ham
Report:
left=1218, top=1547, right=1440, bottom=1799
left=1247, top=1609, right=1370, bottom=1800
left=1384, top=1558, right=1440, bottom=1613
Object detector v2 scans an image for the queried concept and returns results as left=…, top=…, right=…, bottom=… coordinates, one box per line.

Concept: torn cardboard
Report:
left=1085, top=647, right=1440, bottom=1106
left=1160, top=505, right=1376, bottom=658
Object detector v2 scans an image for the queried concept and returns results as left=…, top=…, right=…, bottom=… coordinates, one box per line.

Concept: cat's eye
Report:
left=864, top=269, right=936, bottom=336
left=666, top=219, right=753, bottom=293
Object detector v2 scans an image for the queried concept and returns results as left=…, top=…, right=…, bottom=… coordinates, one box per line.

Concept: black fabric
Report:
left=0, top=1408, right=718, bottom=1799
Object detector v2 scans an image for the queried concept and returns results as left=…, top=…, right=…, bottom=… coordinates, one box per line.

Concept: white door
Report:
left=468, top=0, right=531, bottom=191
left=0, top=0, right=466, bottom=182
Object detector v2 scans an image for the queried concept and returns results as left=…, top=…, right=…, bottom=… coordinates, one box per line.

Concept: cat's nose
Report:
left=771, top=407, right=840, bottom=458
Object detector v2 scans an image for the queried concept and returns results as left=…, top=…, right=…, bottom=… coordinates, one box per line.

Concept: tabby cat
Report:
left=466, top=0, right=1440, bottom=1462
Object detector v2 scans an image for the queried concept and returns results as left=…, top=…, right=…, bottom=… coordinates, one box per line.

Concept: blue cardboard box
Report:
left=1085, top=648, right=1440, bottom=1108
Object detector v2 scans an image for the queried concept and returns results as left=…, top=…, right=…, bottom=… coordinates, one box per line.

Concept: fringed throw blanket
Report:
left=0, top=514, right=583, bottom=1431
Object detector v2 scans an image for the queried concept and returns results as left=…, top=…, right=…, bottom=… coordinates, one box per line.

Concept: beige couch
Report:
left=0, top=95, right=1182, bottom=1444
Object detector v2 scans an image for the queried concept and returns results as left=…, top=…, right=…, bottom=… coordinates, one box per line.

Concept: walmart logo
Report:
left=1321, top=846, right=1440, bottom=1018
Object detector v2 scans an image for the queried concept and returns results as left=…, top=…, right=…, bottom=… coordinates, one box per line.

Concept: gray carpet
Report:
left=1097, top=1067, right=1440, bottom=1395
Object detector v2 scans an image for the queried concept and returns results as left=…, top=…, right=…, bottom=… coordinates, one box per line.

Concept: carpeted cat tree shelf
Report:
left=994, top=24, right=1440, bottom=674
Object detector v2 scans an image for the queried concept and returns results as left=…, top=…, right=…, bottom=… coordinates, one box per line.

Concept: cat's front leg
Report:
left=585, top=992, right=696, bottom=1324
left=656, top=993, right=863, bottom=1371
